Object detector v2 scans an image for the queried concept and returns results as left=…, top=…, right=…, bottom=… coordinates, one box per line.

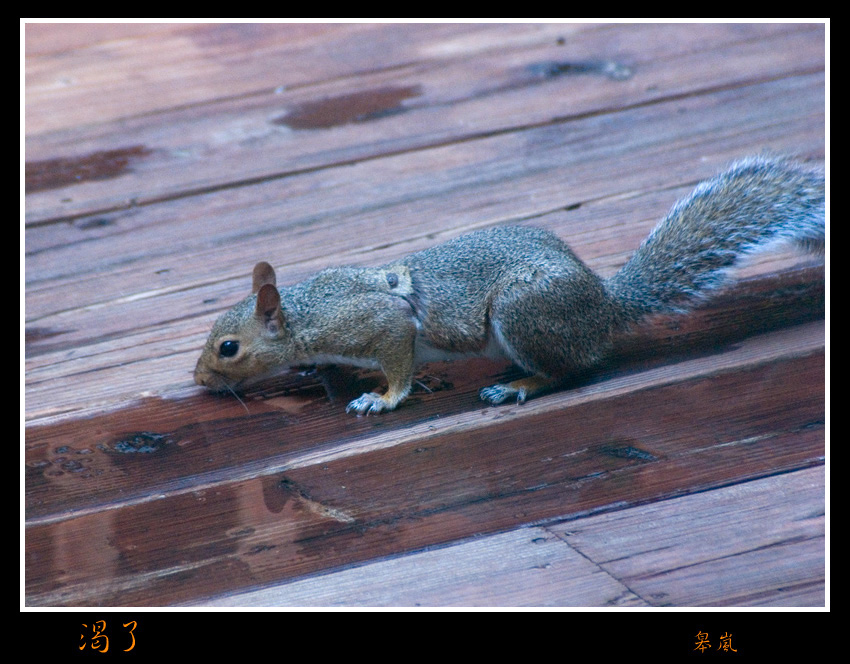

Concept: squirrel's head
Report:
left=194, top=262, right=291, bottom=393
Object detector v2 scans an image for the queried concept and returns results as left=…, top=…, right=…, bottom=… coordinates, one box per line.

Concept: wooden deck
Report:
left=24, top=22, right=826, bottom=608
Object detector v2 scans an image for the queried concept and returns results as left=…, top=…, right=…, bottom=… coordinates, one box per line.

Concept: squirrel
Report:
left=194, top=156, right=825, bottom=414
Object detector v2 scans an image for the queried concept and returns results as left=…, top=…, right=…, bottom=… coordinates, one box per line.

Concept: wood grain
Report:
left=24, top=22, right=826, bottom=607
left=192, top=466, right=823, bottom=607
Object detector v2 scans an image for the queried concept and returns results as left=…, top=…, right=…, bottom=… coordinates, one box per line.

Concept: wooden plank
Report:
left=25, top=325, right=823, bottom=606
left=25, top=24, right=822, bottom=223
left=194, top=466, right=822, bottom=607
left=25, top=70, right=825, bottom=317
left=25, top=23, right=573, bottom=135
left=194, top=526, right=647, bottom=607
left=549, top=466, right=825, bottom=607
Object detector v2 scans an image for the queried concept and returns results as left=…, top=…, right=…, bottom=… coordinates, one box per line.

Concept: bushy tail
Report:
left=607, top=156, right=824, bottom=322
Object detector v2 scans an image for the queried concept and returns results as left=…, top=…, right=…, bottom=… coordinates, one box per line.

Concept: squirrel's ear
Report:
left=252, top=261, right=277, bottom=294
left=255, top=283, right=283, bottom=333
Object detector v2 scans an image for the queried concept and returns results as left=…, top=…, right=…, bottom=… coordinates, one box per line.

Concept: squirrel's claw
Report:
left=346, top=392, right=391, bottom=415
left=480, top=383, right=528, bottom=405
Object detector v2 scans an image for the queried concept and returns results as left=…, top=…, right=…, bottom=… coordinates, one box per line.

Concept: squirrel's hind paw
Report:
left=479, top=383, right=528, bottom=405
left=480, top=375, right=559, bottom=405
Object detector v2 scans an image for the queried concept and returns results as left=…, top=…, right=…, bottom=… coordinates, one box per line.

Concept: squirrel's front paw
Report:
left=346, top=392, right=391, bottom=415
left=479, top=383, right=528, bottom=405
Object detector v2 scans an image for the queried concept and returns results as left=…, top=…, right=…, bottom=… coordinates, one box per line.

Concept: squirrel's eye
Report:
left=219, top=340, right=239, bottom=358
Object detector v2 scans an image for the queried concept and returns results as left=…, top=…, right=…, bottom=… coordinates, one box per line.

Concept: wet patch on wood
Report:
left=274, top=85, right=423, bottom=129
left=25, top=145, right=153, bottom=193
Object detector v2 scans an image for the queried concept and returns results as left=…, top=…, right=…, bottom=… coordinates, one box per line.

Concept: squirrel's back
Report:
left=398, top=226, right=602, bottom=355
left=607, top=156, right=824, bottom=322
